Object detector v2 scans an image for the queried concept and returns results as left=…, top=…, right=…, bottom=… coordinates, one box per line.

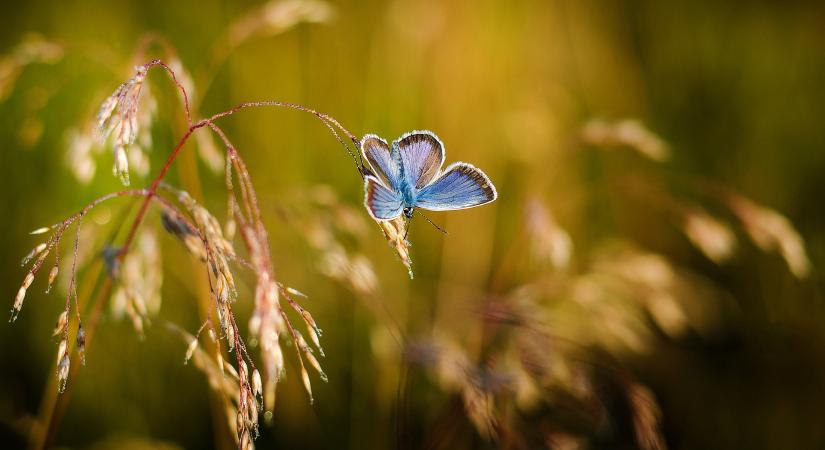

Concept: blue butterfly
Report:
left=361, top=130, right=497, bottom=221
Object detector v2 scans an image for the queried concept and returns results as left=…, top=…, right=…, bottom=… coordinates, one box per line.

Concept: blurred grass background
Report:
left=1, top=0, right=824, bottom=449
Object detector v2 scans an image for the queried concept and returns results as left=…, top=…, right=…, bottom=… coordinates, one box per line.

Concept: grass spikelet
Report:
left=377, top=216, right=413, bottom=278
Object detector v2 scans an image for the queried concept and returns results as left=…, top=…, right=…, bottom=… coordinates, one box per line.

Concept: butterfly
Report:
left=361, top=130, right=497, bottom=221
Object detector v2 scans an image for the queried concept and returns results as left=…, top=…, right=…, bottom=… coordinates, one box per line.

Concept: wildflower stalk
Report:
left=19, top=57, right=362, bottom=448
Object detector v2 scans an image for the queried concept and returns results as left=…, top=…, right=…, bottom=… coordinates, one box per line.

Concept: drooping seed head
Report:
left=76, top=323, right=86, bottom=366
left=53, top=311, right=68, bottom=337
left=11, top=273, right=35, bottom=321
left=113, top=144, right=130, bottom=186
left=21, top=243, right=48, bottom=267
left=57, top=353, right=71, bottom=393
left=252, top=369, right=263, bottom=400
left=46, top=265, right=59, bottom=293
left=57, top=338, right=68, bottom=364
left=300, top=365, right=313, bottom=404
left=29, top=226, right=52, bottom=235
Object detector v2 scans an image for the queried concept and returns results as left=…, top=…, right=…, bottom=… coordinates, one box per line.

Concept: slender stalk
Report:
left=118, top=127, right=199, bottom=258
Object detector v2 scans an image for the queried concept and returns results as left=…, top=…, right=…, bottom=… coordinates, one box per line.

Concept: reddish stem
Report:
left=144, top=59, right=193, bottom=126
left=118, top=125, right=202, bottom=258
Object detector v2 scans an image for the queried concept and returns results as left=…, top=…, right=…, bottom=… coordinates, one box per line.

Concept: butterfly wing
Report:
left=364, top=175, right=404, bottom=220
left=393, top=131, right=445, bottom=189
left=361, top=134, right=400, bottom=189
left=415, top=163, right=497, bottom=211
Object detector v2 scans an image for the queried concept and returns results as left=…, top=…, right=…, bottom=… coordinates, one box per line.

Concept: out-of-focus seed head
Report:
left=252, top=369, right=263, bottom=400
left=217, top=352, right=225, bottom=376
left=248, top=313, right=261, bottom=338
left=228, top=0, right=335, bottom=48
left=728, top=195, right=811, bottom=278
left=350, top=255, right=377, bottom=295
left=95, top=91, right=120, bottom=135
left=193, top=117, right=224, bottom=174
left=110, top=229, right=162, bottom=334
left=225, top=216, right=237, bottom=241
left=225, top=363, right=242, bottom=384
left=581, top=118, right=669, bottom=162
left=264, top=379, right=277, bottom=414
left=113, top=144, right=130, bottom=186
left=682, top=211, right=735, bottom=264
left=65, top=127, right=98, bottom=184
left=524, top=198, right=573, bottom=270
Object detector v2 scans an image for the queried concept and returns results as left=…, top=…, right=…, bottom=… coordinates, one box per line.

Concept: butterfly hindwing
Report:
left=364, top=175, right=403, bottom=220
left=393, top=131, right=445, bottom=189
left=415, top=163, right=497, bottom=211
left=361, top=134, right=400, bottom=189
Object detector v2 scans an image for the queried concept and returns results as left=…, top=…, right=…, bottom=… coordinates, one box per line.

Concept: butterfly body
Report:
left=361, top=130, right=497, bottom=221
left=394, top=173, right=421, bottom=218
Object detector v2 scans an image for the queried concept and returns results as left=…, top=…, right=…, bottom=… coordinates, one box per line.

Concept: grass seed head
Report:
left=76, top=323, right=86, bottom=365
left=53, top=311, right=68, bottom=337
left=46, top=264, right=59, bottom=293
left=11, top=272, right=35, bottom=321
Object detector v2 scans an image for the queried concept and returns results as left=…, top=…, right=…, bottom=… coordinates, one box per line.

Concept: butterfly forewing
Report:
left=364, top=176, right=404, bottom=220
left=415, top=163, right=497, bottom=211
left=394, top=131, right=445, bottom=189
left=361, top=135, right=399, bottom=189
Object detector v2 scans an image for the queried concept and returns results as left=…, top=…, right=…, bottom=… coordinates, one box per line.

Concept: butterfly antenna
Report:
left=416, top=211, right=448, bottom=235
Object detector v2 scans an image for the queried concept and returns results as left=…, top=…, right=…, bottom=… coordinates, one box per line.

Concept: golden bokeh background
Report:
left=1, top=1, right=823, bottom=449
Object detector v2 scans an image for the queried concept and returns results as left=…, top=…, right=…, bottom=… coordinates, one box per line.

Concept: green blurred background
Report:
left=1, top=1, right=824, bottom=449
